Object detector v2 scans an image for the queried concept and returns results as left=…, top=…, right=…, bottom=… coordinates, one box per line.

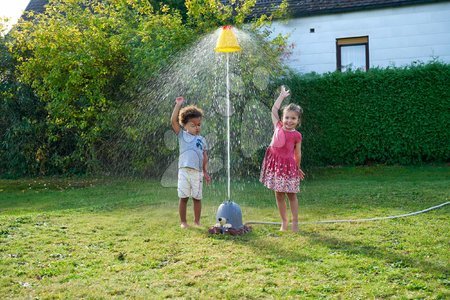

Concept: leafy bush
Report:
left=0, top=34, right=49, bottom=177
left=1, top=0, right=287, bottom=177
left=6, top=0, right=193, bottom=175
left=285, top=62, right=450, bottom=166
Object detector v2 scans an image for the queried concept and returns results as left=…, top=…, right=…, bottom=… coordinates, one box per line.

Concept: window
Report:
left=336, top=36, right=369, bottom=71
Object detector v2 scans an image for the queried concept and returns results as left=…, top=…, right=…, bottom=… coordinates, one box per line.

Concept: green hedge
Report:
left=285, top=62, right=450, bottom=166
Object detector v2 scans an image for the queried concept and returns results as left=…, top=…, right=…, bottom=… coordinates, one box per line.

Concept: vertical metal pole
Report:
left=226, top=53, right=231, bottom=201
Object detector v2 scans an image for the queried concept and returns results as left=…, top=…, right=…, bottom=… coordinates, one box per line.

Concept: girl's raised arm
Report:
left=271, top=86, right=290, bottom=127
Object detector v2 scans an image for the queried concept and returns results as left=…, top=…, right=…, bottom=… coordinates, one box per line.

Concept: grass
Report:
left=0, top=165, right=449, bottom=299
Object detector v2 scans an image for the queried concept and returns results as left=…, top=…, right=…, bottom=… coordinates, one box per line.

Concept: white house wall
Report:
left=271, top=2, right=450, bottom=74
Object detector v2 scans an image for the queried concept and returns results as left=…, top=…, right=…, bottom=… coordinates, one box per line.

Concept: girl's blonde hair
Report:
left=282, top=103, right=303, bottom=126
left=178, top=105, right=203, bottom=126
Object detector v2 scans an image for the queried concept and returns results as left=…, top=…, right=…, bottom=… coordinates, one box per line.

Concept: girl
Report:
left=260, top=86, right=305, bottom=232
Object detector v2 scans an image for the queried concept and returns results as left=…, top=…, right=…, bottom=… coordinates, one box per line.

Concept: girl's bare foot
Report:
left=180, top=222, right=189, bottom=229
left=193, top=222, right=201, bottom=227
left=292, top=222, right=299, bottom=232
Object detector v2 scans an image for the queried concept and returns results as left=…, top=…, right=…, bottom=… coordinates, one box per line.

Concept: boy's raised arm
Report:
left=171, top=97, right=184, bottom=135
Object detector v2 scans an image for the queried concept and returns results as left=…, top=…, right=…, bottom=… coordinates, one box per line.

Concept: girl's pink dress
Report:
left=260, top=121, right=302, bottom=193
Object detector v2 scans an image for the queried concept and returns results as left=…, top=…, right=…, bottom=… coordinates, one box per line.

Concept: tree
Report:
left=1, top=23, right=49, bottom=177
left=5, top=0, right=289, bottom=176
left=8, top=0, right=193, bottom=174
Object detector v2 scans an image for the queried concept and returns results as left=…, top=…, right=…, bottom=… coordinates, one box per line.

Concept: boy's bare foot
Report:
left=180, top=222, right=189, bottom=229
left=292, top=222, right=299, bottom=232
left=280, top=223, right=288, bottom=231
left=193, top=222, right=201, bottom=227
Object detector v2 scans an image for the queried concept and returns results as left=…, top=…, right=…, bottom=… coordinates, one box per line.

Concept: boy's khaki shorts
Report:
left=178, top=168, right=203, bottom=199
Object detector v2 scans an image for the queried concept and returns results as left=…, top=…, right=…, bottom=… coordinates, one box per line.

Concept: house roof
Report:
left=23, top=0, right=450, bottom=18
left=250, top=0, right=450, bottom=18
left=24, top=0, right=49, bottom=15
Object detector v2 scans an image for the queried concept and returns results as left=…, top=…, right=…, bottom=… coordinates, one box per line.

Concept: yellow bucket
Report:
left=215, top=25, right=241, bottom=53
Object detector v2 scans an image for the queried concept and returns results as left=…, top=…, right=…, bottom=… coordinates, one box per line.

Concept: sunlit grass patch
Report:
left=0, top=166, right=449, bottom=298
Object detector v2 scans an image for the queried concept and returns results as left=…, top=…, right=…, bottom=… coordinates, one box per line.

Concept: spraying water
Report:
left=214, top=25, right=242, bottom=201
left=105, top=25, right=287, bottom=233
left=211, top=25, right=248, bottom=234
left=110, top=26, right=286, bottom=191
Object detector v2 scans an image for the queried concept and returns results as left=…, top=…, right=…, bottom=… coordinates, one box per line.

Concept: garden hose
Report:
left=244, top=201, right=449, bottom=226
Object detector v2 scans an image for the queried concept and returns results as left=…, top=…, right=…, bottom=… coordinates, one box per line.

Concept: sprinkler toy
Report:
left=208, top=25, right=251, bottom=235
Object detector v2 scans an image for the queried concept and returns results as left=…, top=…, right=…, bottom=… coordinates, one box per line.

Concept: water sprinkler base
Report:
left=208, top=224, right=252, bottom=235
left=208, top=200, right=252, bottom=235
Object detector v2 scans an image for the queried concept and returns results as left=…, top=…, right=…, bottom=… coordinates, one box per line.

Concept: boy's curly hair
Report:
left=178, top=105, right=204, bottom=126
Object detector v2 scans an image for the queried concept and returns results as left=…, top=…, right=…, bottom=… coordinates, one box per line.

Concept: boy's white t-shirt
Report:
left=178, top=130, right=207, bottom=171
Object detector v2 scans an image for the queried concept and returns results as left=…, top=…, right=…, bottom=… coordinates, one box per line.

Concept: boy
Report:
left=171, top=97, right=211, bottom=228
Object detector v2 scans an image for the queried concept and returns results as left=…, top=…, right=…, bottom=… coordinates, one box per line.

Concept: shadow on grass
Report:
left=206, top=223, right=448, bottom=277
left=303, top=230, right=448, bottom=275
left=222, top=224, right=449, bottom=275
left=206, top=227, right=316, bottom=263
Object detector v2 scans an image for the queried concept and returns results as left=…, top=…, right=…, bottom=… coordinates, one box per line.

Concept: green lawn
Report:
left=0, top=166, right=449, bottom=298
